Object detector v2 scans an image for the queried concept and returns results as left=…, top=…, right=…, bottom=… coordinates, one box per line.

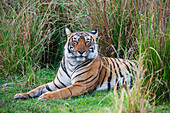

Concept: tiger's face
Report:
left=65, top=28, right=98, bottom=62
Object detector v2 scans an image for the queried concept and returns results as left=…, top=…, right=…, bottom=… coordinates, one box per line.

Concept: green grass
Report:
left=0, top=0, right=67, bottom=77
left=0, top=70, right=115, bottom=112
left=1, top=87, right=112, bottom=112
left=1, top=69, right=169, bottom=113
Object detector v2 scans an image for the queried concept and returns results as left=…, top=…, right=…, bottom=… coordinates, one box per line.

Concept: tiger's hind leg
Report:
left=14, top=81, right=58, bottom=99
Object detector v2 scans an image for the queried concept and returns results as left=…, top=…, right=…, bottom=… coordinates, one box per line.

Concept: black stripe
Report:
left=68, top=88, right=72, bottom=96
left=60, top=58, right=71, bottom=78
left=110, top=58, right=118, bottom=77
left=99, top=57, right=104, bottom=76
left=116, top=78, right=118, bottom=83
left=92, top=87, right=97, bottom=91
left=75, top=75, right=94, bottom=83
left=67, top=65, right=73, bottom=72
left=60, top=62, right=66, bottom=74
left=109, top=59, right=120, bottom=90
left=116, top=58, right=122, bottom=64
left=68, top=61, right=76, bottom=66
left=123, top=62, right=131, bottom=73
left=129, top=61, right=133, bottom=67
left=57, top=77, right=66, bottom=87
left=46, top=85, right=52, bottom=91
left=28, top=94, right=32, bottom=98
left=99, top=66, right=104, bottom=76
left=116, top=62, right=124, bottom=77
left=72, top=67, right=93, bottom=80
left=108, top=64, right=112, bottom=90
left=53, top=80, right=60, bottom=89
left=100, top=68, right=107, bottom=87
left=86, top=80, right=98, bottom=90
left=67, top=42, right=71, bottom=53
left=85, top=74, right=98, bottom=84
left=63, top=57, right=71, bottom=78
left=75, top=60, right=92, bottom=70
left=87, top=61, right=101, bottom=90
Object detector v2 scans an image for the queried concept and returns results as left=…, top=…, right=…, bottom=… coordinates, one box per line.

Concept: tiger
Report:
left=14, top=28, right=136, bottom=101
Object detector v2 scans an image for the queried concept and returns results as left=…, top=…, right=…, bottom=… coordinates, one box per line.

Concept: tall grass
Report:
left=0, top=0, right=169, bottom=111
left=0, top=0, right=72, bottom=78
left=97, top=53, right=157, bottom=112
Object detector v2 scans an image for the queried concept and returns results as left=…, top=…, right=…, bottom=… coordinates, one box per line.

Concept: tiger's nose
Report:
left=78, top=50, right=85, bottom=54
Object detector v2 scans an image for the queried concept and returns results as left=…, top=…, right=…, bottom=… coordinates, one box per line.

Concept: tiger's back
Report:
left=70, top=55, right=136, bottom=92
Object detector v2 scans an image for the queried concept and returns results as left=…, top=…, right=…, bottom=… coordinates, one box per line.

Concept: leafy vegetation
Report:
left=0, top=0, right=169, bottom=112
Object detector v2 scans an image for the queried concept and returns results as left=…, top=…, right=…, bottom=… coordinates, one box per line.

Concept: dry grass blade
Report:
left=119, top=87, right=124, bottom=113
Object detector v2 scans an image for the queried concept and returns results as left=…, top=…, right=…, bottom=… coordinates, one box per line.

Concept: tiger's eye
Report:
left=85, top=38, right=91, bottom=45
left=85, top=41, right=90, bottom=45
left=73, top=41, right=78, bottom=44
left=72, top=37, right=78, bottom=44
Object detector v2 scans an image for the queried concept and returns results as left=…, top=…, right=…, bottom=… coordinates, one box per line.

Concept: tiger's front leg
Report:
left=38, top=65, right=101, bottom=101
left=38, top=83, right=87, bottom=101
left=14, top=81, right=59, bottom=99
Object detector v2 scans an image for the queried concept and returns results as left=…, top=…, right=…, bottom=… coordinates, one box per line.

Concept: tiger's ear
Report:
left=90, top=29, right=98, bottom=40
left=65, top=28, right=72, bottom=38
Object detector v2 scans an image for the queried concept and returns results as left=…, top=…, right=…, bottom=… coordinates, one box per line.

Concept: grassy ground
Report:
left=0, top=70, right=121, bottom=113
left=0, top=69, right=169, bottom=113
left=0, top=82, right=111, bottom=112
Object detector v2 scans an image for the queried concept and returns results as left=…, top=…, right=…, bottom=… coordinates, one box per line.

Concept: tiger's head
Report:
left=64, top=28, right=98, bottom=62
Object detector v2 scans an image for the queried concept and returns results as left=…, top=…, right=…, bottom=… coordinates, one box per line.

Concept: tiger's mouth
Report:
left=76, top=57, right=86, bottom=62
left=75, top=53, right=89, bottom=61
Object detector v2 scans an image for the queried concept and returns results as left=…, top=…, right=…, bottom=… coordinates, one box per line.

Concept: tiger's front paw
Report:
left=38, top=92, right=53, bottom=101
left=14, top=93, right=29, bottom=99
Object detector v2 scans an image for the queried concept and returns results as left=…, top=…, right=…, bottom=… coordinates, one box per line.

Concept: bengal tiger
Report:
left=14, top=28, right=136, bottom=101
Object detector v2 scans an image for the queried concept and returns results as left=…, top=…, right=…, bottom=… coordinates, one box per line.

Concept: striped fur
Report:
left=14, top=28, right=136, bottom=101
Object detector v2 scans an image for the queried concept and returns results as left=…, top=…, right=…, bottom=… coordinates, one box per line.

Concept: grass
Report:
left=0, top=0, right=67, bottom=77
left=0, top=69, right=117, bottom=112
left=0, top=69, right=170, bottom=113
